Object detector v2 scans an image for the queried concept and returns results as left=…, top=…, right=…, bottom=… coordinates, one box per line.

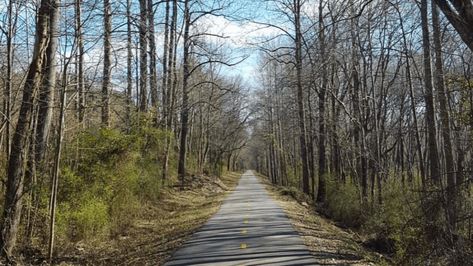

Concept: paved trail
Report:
left=165, top=170, right=317, bottom=266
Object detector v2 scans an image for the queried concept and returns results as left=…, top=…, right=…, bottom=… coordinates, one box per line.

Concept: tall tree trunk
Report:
left=48, top=53, right=68, bottom=263
left=349, top=8, right=367, bottom=202
left=432, top=1, right=456, bottom=231
left=316, top=0, right=327, bottom=203
left=178, top=0, right=191, bottom=183
left=421, top=0, right=441, bottom=183
left=397, top=4, right=426, bottom=184
left=102, top=0, right=112, bottom=127
left=0, top=0, right=58, bottom=258
left=162, top=0, right=177, bottom=183
left=4, top=0, right=14, bottom=158
left=161, top=0, right=170, bottom=126
left=307, top=86, right=315, bottom=197
left=139, top=0, right=148, bottom=112
left=76, top=0, right=85, bottom=124
left=126, top=0, right=133, bottom=130
left=26, top=0, right=61, bottom=241
left=35, top=0, right=60, bottom=166
left=294, top=0, right=310, bottom=195
left=148, top=0, right=158, bottom=110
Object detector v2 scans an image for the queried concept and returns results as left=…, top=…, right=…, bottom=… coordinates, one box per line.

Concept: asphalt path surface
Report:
left=165, top=170, right=317, bottom=266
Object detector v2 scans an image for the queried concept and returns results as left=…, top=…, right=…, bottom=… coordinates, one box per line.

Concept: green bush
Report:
left=324, top=176, right=364, bottom=227
left=54, top=126, right=173, bottom=243
left=109, top=187, right=140, bottom=237
left=363, top=178, right=424, bottom=260
left=69, top=196, right=110, bottom=241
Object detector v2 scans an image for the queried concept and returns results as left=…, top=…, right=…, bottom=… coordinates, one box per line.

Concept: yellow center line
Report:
left=243, top=219, right=249, bottom=224
left=241, top=229, right=247, bottom=234
left=240, top=243, right=248, bottom=249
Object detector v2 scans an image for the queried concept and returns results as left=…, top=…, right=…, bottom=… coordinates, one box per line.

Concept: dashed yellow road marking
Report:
left=241, top=229, right=247, bottom=234
left=240, top=243, right=247, bottom=249
left=243, top=219, right=249, bottom=224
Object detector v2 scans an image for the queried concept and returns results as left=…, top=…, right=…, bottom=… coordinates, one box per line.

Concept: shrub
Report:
left=324, top=176, right=364, bottom=227
left=109, top=187, right=140, bottom=237
left=54, top=126, right=172, bottom=243
left=364, top=178, right=424, bottom=260
left=64, top=196, right=110, bottom=241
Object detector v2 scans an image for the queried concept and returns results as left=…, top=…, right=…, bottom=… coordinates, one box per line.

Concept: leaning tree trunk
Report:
left=0, top=0, right=58, bottom=259
left=433, top=0, right=473, bottom=52
left=294, top=0, right=310, bottom=195
left=48, top=52, right=69, bottom=263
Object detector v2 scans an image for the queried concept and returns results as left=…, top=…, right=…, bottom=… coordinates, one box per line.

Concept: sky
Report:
left=192, top=0, right=291, bottom=90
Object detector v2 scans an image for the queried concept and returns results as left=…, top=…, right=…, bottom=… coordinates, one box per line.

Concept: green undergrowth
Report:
left=44, top=124, right=179, bottom=249
left=31, top=122, right=245, bottom=265
left=276, top=172, right=473, bottom=264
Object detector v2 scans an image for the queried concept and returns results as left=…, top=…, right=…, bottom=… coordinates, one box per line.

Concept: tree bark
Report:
left=48, top=48, right=68, bottom=263
left=294, top=0, right=310, bottom=195
left=126, top=0, right=133, bottom=130
left=139, top=0, right=148, bottom=112
left=433, top=0, right=473, bottom=52
left=397, top=4, right=426, bottom=184
left=316, top=0, right=327, bottom=203
left=161, top=0, right=170, bottom=126
left=76, top=0, right=85, bottom=124
left=4, top=0, right=14, bottom=158
left=0, top=0, right=58, bottom=258
left=162, top=0, right=177, bottom=182
left=421, top=0, right=441, bottom=183
left=178, top=0, right=191, bottom=183
left=432, top=1, right=456, bottom=230
left=102, top=0, right=112, bottom=127
left=148, top=0, right=158, bottom=110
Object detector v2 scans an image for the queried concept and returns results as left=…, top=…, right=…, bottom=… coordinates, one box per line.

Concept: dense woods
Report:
left=0, top=0, right=472, bottom=264
left=0, top=0, right=248, bottom=262
left=246, top=0, right=473, bottom=263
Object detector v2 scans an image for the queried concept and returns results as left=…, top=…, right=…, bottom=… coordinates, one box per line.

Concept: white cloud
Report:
left=198, top=16, right=282, bottom=48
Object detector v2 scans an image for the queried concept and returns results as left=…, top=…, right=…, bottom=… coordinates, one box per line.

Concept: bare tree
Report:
left=0, top=0, right=60, bottom=258
left=432, top=0, right=456, bottom=231
left=421, top=0, right=441, bottom=183
left=139, top=0, right=148, bottom=112
left=102, top=0, right=112, bottom=127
